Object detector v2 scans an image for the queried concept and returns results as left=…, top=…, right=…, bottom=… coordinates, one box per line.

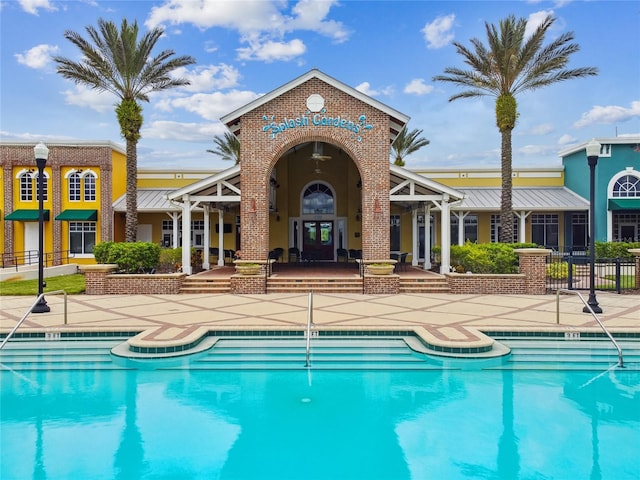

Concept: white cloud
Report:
left=558, top=134, right=577, bottom=145
left=237, top=37, right=306, bottom=62
left=287, top=0, right=349, bottom=43
left=528, top=123, right=554, bottom=135
left=142, top=121, right=218, bottom=142
left=574, top=101, right=640, bottom=127
left=422, top=14, right=455, bottom=49
left=404, top=79, right=434, bottom=95
left=354, top=82, right=394, bottom=97
left=18, top=0, right=56, bottom=15
left=14, top=44, right=59, bottom=69
left=61, top=84, right=117, bottom=113
left=172, top=64, right=241, bottom=92
left=164, top=90, right=261, bottom=121
left=525, top=10, right=554, bottom=38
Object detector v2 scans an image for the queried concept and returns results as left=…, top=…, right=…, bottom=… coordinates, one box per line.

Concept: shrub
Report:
left=595, top=241, right=640, bottom=260
left=158, top=247, right=182, bottom=272
left=449, top=242, right=534, bottom=274
left=93, top=241, right=161, bottom=273
left=546, top=261, right=576, bottom=279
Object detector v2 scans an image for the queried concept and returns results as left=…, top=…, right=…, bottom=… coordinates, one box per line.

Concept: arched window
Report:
left=302, top=183, right=334, bottom=215
left=19, top=172, right=33, bottom=201
left=83, top=172, right=97, bottom=201
left=34, top=172, right=48, bottom=201
left=612, top=174, right=640, bottom=197
left=69, top=172, right=81, bottom=201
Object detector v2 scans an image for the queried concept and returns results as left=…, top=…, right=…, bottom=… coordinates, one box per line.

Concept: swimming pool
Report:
left=1, top=336, right=639, bottom=480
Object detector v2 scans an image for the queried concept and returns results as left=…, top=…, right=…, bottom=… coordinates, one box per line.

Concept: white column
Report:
left=218, top=209, right=225, bottom=266
left=172, top=212, right=179, bottom=248
left=454, top=211, right=468, bottom=245
left=423, top=204, right=432, bottom=270
left=202, top=204, right=210, bottom=270
left=517, top=211, right=528, bottom=243
left=411, top=208, right=419, bottom=266
left=440, top=194, right=451, bottom=274
left=181, top=194, right=192, bottom=275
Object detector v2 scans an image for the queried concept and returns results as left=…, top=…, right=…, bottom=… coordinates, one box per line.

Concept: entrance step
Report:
left=179, top=277, right=231, bottom=294
left=267, top=276, right=362, bottom=293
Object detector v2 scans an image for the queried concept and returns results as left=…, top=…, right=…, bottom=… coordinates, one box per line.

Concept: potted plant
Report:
left=234, top=258, right=261, bottom=275
left=367, top=263, right=395, bottom=275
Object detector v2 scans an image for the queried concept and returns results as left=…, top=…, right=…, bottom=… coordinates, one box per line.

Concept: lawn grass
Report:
left=0, top=274, right=85, bottom=295
left=601, top=275, right=636, bottom=289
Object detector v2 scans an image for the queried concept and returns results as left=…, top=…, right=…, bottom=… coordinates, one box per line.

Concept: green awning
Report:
left=4, top=209, right=50, bottom=221
left=608, top=198, right=640, bottom=210
left=55, top=209, right=98, bottom=221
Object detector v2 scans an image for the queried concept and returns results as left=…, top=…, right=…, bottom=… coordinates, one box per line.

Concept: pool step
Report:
left=490, top=338, right=640, bottom=370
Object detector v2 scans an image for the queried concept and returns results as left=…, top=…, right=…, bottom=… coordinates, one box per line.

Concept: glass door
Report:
left=302, top=221, right=334, bottom=260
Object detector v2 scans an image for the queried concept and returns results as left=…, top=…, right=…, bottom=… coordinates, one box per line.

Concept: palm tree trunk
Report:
left=500, top=128, right=514, bottom=243
left=125, top=138, right=138, bottom=242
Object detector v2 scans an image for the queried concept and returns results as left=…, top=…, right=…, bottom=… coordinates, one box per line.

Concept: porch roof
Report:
left=390, top=164, right=464, bottom=203
left=166, top=165, right=241, bottom=204
left=453, top=187, right=589, bottom=211
left=113, top=189, right=181, bottom=212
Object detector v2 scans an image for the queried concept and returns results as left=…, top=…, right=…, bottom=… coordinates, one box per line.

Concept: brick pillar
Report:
left=629, top=249, right=640, bottom=293
left=79, top=264, right=118, bottom=295
left=514, top=248, right=552, bottom=295
left=364, top=274, right=399, bottom=294
left=231, top=273, right=266, bottom=294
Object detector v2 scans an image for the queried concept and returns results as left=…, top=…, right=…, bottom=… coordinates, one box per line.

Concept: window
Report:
left=490, top=215, right=519, bottom=243
left=612, top=174, right=640, bottom=197
left=302, top=183, right=334, bottom=215
left=84, top=173, right=96, bottom=201
left=450, top=214, right=478, bottom=245
left=19, top=173, right=33, bottom=201
left=35, top=172, right=48, bottom=201
left=69, top=172, right=81, bottom=201
left=191, top=220, right=205, bottom=247
left=599, top=144, right=611, bottom=157
left=69, top=222, right=96, bottom=254
left=570, top=213, right=587, bottom=250
left=531, top=214, right=559, bottom=249
left=390, top=215, right=400, bottom=251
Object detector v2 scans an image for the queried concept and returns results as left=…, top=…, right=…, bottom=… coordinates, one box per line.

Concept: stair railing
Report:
left=555, top=288, right=623, bottom=368
left=0, top=290, right=68, bottom=350
left=305, top=290, right=314, bottom=367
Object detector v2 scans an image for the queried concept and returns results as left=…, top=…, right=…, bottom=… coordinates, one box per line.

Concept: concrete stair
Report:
left=267, top=276, right=363, bottom=293
left=179, top=276, right=231, bottom=294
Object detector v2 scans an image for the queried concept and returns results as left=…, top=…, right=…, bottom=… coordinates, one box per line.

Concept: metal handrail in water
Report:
left=305, top=290, right=314, bottom=367
left=0, top=290, right=68, bottom=350
left=555, top=288, right=623, bottom=368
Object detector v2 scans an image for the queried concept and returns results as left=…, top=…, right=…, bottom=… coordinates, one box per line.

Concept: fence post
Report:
left=628, top=249, right=640, bottom=293
left=567, top=256, right=574, bottom=290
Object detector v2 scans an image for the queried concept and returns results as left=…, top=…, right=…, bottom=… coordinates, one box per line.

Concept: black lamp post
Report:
left=32, top=142, right=50, bottom=313
left=583, top=138, right=602, bottom=314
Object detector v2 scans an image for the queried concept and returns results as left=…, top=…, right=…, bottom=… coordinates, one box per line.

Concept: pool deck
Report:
left=1, top=292, right=639, bottom=350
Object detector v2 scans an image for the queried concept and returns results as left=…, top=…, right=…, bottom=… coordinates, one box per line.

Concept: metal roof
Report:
left=453, top=187, right=589, bottom=211
left=113, top=189, right=180, bottom=212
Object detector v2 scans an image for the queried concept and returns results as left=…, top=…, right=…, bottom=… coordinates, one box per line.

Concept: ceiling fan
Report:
left=310, top=142, right=331, bottom=174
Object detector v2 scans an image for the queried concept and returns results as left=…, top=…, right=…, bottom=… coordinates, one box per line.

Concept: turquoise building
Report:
left=562, top=137, right=640, bottom=245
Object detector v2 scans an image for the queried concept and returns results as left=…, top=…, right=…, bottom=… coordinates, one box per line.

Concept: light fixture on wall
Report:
left=374, top=196, right=382, bottom=214
left=247, top=198, right=257, bottom=214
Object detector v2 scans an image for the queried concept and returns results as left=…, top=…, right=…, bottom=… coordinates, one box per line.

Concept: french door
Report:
left=302, top=221, right=334, bottom=260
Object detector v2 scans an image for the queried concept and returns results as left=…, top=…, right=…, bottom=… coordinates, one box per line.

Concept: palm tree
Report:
left=207, top=132, right=240, bottom=164
left=53, top=19, right=196, bottom=242
left=433, top=14, right=597, bottom=243
left=391, top=128, right=430, bottom=167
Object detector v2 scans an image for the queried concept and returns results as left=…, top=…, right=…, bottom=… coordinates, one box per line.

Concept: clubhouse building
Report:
left=2, top=69, right=639, bottom=277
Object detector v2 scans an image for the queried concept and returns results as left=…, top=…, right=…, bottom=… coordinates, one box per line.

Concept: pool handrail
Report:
left=0, top=290, right=67, bottom=350
left=305, top=290, right=314, bottom=367
left=555, top=288, right=623, bottom=368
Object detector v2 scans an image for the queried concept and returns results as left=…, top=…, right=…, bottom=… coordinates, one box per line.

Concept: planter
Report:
left=235, top=264, right=261, bottom=275
left=367, top=264, right=395, bottom=275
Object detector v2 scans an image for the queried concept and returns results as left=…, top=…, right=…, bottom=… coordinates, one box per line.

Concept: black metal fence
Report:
left=1, top=250, right=73, bottom=270
left=546, top=250, right=636, bottom=293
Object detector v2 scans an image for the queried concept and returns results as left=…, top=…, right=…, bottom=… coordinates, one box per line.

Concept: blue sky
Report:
left=1, top=0, right=639, bottom=171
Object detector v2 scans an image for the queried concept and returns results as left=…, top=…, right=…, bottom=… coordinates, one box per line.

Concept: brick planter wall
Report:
left=231, top=274, right=266, bottom=294
left=446, top=273, right=526, bottom=294
left=80, top=264, right=186, bottom=294
left=445, top=248, right=551, bottom=295
left=364, top=274, right=399, bottom=294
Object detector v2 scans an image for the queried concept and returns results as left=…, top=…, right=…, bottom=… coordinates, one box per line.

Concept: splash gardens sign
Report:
left=262, top=110, right=374, bottom=141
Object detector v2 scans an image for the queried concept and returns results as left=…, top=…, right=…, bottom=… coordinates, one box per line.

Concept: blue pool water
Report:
left=1, top=337, right=639, bottom=480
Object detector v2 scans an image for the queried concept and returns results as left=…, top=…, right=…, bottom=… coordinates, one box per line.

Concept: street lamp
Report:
left=32, top=142, right=50, bottom=313
left=583, top=138, right=602, bottom=314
